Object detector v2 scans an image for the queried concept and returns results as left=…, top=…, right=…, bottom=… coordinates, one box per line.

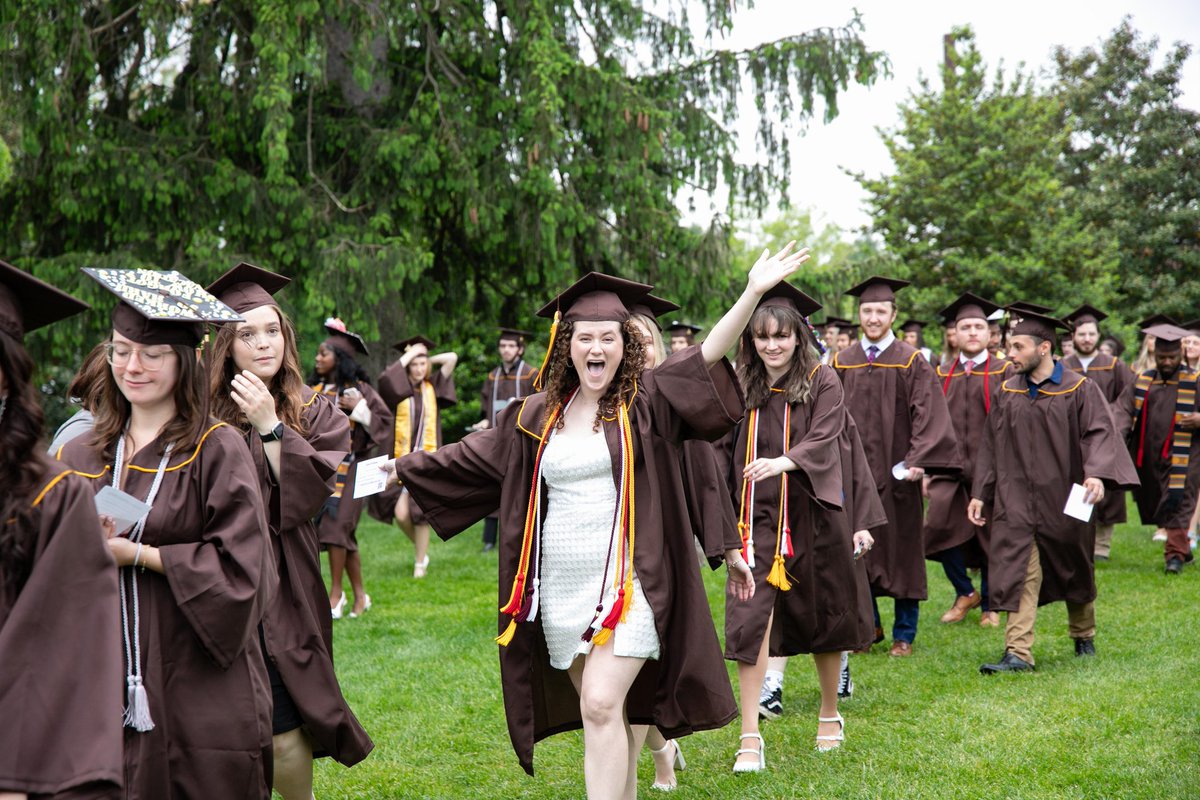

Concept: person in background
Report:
left=46, top=342, right=108, bottom=454
left=940, top=319, right=959, bottom=366
left=900, top=319, right=933, bottom=362
left=665, top=321, right=703, bottom=354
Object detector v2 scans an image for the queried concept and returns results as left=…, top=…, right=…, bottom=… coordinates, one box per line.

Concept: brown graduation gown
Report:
left=59, top=423, right=274, bottom=800
left=1116, top=368, right=1200, bottom=528
left=973, top=368, right=1139, bottom=611
left=247, top=387, right=373, bottom=765
left=480, top=359, right=538, bottom=424
left=1063, top=352, right=1135, bottom=525
left=395, top=345, right=744, bottom=775
left=833, top=338, right=961, bottom=600
left=0, top=457, right=123, bottom=799
left=682, top=439, right=742, bottom=567
left=723, top=366, right=886, bottom=660
left=369, top=367, right=457, bottom=525
left=313, top=381, right=392, bottom=551
left=924, top=356, right=1012, bottom=563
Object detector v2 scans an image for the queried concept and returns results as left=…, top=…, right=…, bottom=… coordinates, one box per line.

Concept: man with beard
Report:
left=970, top=309, right=1138, bottom=673
left=1061, top=305, right=1135, bottom=561
left=1116, top=324, right=1200, bottom=574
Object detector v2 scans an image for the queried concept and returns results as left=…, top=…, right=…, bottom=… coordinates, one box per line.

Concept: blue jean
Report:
left=872, top=595, right=920, bottom=644
left=942, top=546, right=990, bottom=610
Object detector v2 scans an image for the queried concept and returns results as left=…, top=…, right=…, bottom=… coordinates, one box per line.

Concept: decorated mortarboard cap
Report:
left=940, top=292, right=1000, bottom=324
left=1141, top=323, right=1192, bottom=353
left=1009, top=308, right=1070, bottom=342
left=756, top=281, right=822, bottom=317
left=1137, top=313, right=1179, bottom=331
left=322, top=317, right=369, bottom=356
left=845, top=275, right=910, bottom=304
left=498, top=327, right=535, bottom=343
left=987, top=308, right=1007, bottom=322
left=393, top=335, right=437, bottom=353
left=666, top=320, right=703, bottom=336
left=536, top=272, right=652, bottom=323
left=205, top=262, right=291, bottom=314
left=629, top=294, right=681, bottom=331
left=0, top=259, right=90, bottom=339
left=84, top=267, right=241, bottom=346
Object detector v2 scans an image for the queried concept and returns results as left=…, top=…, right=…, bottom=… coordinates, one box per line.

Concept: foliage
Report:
left=854, top=27, right=1119, bottom=327
left=1052, top=19, right=1200, bottom=324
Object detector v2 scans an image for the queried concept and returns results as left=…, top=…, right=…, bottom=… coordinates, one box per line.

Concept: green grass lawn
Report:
left=313, top=516, right=1200, bottom=799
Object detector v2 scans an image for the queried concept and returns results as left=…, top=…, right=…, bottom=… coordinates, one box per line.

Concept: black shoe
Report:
left=757, top=684, right=782, bottom=720
left=1074, top=638, right=1095, bottom=657
left=1185, top=552, right=1195, bottom=565
left=1166, top=557, right=1184, bottom=574
left=980, top=652, right=1034, bottom=675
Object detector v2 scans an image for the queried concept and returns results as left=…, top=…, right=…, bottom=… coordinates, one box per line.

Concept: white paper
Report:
left=1064, top=483, right=1095, bottom=522
left=353, top=455, right=390, bottom=499
left=892, top=461, right=910, bottom=481
left=95, top=485, right=151, bottom=535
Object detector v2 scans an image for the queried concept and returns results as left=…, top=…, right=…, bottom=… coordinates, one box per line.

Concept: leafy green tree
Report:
left=854, top=27, right=1118, bottom=324
left=1053, top=19, right=1200, bottom=323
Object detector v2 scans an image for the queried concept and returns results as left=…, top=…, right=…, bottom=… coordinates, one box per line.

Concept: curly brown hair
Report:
left=737, top=304, right=819, bottom=409
left=541, top=319, right=646, bottom=431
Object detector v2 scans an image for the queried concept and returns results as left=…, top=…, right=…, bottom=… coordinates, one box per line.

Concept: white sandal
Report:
left=732, top=732, right=765, bottom=773
left=816, top=712, right=845, bottom=751
left=648, top=739, right=685, bottom=791
left=330, top=594, right=346, bottom=620
left=413, top=556, right=429, bottom=578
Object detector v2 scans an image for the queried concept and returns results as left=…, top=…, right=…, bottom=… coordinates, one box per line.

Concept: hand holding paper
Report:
left=353, top=455, right=390, bottom=499
left=94, top=485, right=151, bottom=536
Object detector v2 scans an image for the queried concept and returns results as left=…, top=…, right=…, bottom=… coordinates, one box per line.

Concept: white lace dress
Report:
left=538, top=430, right=660, bottom=669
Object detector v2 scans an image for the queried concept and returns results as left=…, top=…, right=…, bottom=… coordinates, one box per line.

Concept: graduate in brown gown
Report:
left=721, top=283, right=884, bottom=770
left=833, top=276, right=961, bottom=657
left=665, top=321, right=702, bottom=354
left=899, top=319, right=933, bottom=363
left=970, top=310, right=1139, bottom=673
left=206, top=264, right=373, bottom=798
left=1115, top=324, right=1200, bottom=574
left=473, top=328, right=538, bottom=552
left=309, top=321, right=392, bottom=618
left=1061, top=304, right=1136, bottom=561
left=926, top=293, right=1013, bottom=628
left=57, top=269, right=274, bottom=798
left=387, top=252, right=809, bottom=799
left=0, top=262, right=122, bottom=800
left=371, top=336, right=457, bottom=578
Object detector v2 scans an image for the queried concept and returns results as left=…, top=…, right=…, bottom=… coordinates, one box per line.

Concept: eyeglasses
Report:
left=236, top=327, right=283, bottom=349
left=105, top=343, right=175, bottom=371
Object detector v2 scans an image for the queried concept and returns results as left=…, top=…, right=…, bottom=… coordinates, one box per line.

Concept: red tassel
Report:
left=783, top=525, right=794, bottom=558
left=499, top=574, right=526, bottom=616
left=599, top=590, right=626, bottom=631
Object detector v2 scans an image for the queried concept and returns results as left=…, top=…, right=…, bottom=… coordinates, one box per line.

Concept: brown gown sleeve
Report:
left=479, top=370, right=495, bottom=422
left=681, top=440, right=741, bottom=566
left=377, top=360, right=413, bottom=409
left=1113, top=373, right=1138, bottom=437
left=158, top=428, right=270, bottom=670
left=783, top=366, right=849, bottom=510
left=847, top=414, right=888, bottom=532
left=0, top=467, right=123, bottom=797
left=358, top=382, right=394, bottom=453
left=642, top=344, right=745, bottom=443
left=1078, top=378, right=1141, bottom=489
left=904, top=355, right=962, bottom=473
left=277, top=393, right=351, bottom=530
left=972, top=399, right=999, bottom=505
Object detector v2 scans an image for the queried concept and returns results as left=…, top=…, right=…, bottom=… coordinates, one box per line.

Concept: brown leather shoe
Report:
left=940, top=591, right=981, bottom=623
left=888, top=640, right=913, bottom=657
left=979, top=611, right=1001, bottom=627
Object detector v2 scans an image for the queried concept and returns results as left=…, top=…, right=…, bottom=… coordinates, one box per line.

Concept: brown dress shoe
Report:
left=939, top=591, right=981, bottom=623
left=888, top=640, right=913, bottom=657
left=979, top=611, right=1001, bottom=627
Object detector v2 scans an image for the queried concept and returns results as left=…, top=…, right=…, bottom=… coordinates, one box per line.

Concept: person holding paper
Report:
left=969, top=308, right=1138, bottom=674
left=369, top=336, right=457, bottom=578
left=309, top=320, right=392, bottom=617
left=0, top=260, right=123, bottom=799
left=206, top=263, right=373, bottom=798
left=57, top=268, right=274, bottom=798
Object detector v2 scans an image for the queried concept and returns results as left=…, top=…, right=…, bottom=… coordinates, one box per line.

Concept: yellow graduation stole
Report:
left=1133, top=369, right=1196, bottom=492
left=394, top=380, right=439, bottom=458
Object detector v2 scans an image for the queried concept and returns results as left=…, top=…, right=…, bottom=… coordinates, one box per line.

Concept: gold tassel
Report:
left=495, top=618, right=518, bottom=646
left=591, top=626, right=613, bottom=647
left=766, top=553, right=792, bottom=591
left=533, top=310, right=560, bottom=391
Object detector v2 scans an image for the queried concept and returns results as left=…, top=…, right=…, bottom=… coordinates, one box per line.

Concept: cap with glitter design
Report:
left=84, top=267, right=242, bottom=346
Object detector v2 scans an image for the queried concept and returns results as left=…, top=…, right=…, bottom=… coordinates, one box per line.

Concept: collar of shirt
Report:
left=959, top=351, right=988, bottom=368
left=1026, top=359, right=1064, bottom=398
left=1076, top=353, right=1097, bottom=370
left=861, top=329, right=896, bottom=355
left=499, top=359, right=523, bottom=376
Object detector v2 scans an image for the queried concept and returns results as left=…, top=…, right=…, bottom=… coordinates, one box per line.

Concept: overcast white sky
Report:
left=689, top=0, right=1200, bottom=235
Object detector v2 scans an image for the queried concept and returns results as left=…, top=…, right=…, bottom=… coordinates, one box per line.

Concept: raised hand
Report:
left=746, top=241, right=812, bottom=297
left=231, top=370, right=280, bottom=435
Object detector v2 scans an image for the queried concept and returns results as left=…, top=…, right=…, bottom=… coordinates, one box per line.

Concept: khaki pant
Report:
left=1094, top=524, right=1114, bottom=558
left=1005, top=543, right=1095, bottom=665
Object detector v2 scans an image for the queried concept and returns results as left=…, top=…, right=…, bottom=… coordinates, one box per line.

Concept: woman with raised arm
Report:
left=57, top=269, right=273, bottom=799
left=206, top=263, right=373, bottom=799
left=386, top=247, right=806, bottom=800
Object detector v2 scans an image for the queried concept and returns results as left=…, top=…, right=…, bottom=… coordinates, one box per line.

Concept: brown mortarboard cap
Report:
left=0, top=259, right=90, bottom=339
left=84, top=268, right=242, bottom=346
left=498, top=327, right=535, bottom=343
left=628, top=294, right=681, bottom=331
left=819, top=316, right=850, bottom=331
left=536, top=272, right=653, bottom=323
left=1141, top=323, right=1192, bottom=353
left=1062, top=304, right=1108, bottom=327
left=899, top=319, right=926, bottom=333
left=940, top=292, right=1000, bottom=324
left=1009, top=300, right=1053, bottom=315
left=393, top=335, right=437, bottom=353
left=1009, top=308, right=1070, bottom=342
left=205, top=262, right=291, bottom=314
left=1183, top=319, right=1200, bottom=336
left=845, top=275, right=910, bottom=304
left=757, top=281, right=822, bottom=317
left=322, top=318, right=369, bottom=356
left=1137, top=313, right=1179, bottom=331
left=666, top=320, right=703, bottom=336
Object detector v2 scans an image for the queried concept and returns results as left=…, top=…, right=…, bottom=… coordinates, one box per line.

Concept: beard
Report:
left=1014, top=354, right=1044, bottom=375
left=1074, top=340, right=1097, bottom=356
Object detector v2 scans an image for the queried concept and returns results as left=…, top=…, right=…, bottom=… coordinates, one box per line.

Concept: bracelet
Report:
left=726, top=558, right=747, bottom=570
left=134, top=542, right=144, bottom=572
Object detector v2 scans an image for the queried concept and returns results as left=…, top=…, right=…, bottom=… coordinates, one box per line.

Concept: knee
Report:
left=579, top=686, right=623, bottom=728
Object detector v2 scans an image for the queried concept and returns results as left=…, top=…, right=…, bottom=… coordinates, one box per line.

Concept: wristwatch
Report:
left=259, top=422, right=285, bottom=442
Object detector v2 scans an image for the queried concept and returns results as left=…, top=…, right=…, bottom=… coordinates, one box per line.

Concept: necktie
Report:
left=964, top=361, right=973, bottom=376
left=867, top=345, right=878, bottom=365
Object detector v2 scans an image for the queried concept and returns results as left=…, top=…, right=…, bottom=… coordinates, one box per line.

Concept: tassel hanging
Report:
left=496, top=618, right=518, bottom=647
left=782, top=523, right=794, bottom=559
left=533, top=310, right=561, bottom=391
left=124, top=674, right=155, bottom=732
left=766, top=553, right=793, bottom=591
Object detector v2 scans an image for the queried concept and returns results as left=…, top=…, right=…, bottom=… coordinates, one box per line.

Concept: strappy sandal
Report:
left=649, top=739, right=686, bottom=791
left=413, top=556, right=429, bottom=578
left=732, top=732, right=765, bottom=773
left=816, top=712, right=845, bottom=751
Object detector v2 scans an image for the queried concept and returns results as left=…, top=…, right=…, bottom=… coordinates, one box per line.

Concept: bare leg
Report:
left=346, top=549, right=367, bottom=614
left=327, top=547, right=346, bottom=607
left=272, top=727, right=315, bottom=800
left=632, top=725, right=677, bottom=789
left=735, top=611, right=773, bottom=768
left=394, top=492, right=416, bottom=544
left=567, top=645, right=647, bottom=800
left=413, top=523, right=431, bottom=567
left=812, top=652, right=842, bottom=749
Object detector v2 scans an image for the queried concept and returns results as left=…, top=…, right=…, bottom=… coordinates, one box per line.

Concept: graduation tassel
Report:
left=124, top=674, right=154, bottom=732
left=533, top=310, right=560, bottom=391
left=495, top=618, right=518, bottom=646
left=767, top=403, right=794, bottom=592
left=767, top=553, right=793, bottom=591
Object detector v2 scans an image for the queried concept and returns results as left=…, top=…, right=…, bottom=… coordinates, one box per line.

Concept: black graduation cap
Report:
left=939, top=292, right=1000, bottom=324
left=1183, top=319, right=1200, bottom=336
left=1137, top=313, right=1179, bottom=330
left=536, top=272, right=652, bottom=323
left=1061, top=304, right=1108, bottom=327
left=629, top=294, right=681, bottom=331
left=845, top=275, right=910, bottom=304
left=1009, top=300, right=1053, bottom=315
left=899, top=319, right=926, bottom=333
left=393, top=335, right=437, bottom=353
left=206, top=262, right=291, bottom=314
left=818, top=316, right=851, bottom=331
left=666, top=320, right=703, bottom=336
left=322, top=318, right=369, bottom=356
left=84, top=267, right=242, bottom=346
left=1009, top=309, right=1070, bottom=343
left=497, top=327, right=535, bottom=344
left=1141, top=323, right=1192, bottom=353
left=0, top=259, right=90, bottom=339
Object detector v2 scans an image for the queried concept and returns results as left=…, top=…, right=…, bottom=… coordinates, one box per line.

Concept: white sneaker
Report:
left=1153, top=529, right=1168, bottom=542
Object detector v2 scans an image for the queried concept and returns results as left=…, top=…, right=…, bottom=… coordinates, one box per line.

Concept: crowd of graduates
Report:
left=1, top=249, right=1196, bottom=800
